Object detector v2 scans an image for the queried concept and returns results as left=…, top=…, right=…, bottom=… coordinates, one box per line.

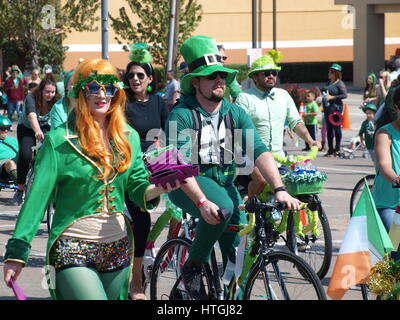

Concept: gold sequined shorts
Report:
left=49, top=236, right=131, bottom=273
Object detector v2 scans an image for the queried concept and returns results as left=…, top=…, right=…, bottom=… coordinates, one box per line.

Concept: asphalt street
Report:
left=0, top=87, right=374, bottom=300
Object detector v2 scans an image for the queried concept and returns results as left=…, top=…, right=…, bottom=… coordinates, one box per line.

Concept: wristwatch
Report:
left=273, top=186, right=287, bottom=194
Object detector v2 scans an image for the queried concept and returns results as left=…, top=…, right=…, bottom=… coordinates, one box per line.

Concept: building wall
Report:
left=63, top=0, right=400, bottom=70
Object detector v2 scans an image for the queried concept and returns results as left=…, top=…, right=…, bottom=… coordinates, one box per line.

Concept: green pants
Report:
left=55, top=266, right=130, bottom=300
left=168, top=176, right=246, bottom=265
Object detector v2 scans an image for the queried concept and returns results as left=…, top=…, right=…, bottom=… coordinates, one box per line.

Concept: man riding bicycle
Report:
left=165, top=36, right=300, bottom=300
left=235, top=53, right=320, bottom=197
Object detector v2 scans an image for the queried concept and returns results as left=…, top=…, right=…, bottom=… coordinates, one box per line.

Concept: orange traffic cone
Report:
left=342, top=104, right=351, bottom=130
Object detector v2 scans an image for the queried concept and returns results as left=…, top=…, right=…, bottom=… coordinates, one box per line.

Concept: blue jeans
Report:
left=377, top=207, right=395, bottom=232
left=7, top=101, right=22, bottom=121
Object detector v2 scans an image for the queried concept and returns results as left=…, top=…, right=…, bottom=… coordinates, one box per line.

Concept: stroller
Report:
left=339, top=136, right=368, bottom=159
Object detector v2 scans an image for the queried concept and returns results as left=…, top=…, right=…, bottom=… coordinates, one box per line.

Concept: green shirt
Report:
left=235, top=86, right=301, bottom=156
left=372, top=123, right=400, bottom=209
left=50, top=97, right=68, bottom=129
left=0, top=136, right=18, bottom=161
left=358, top=119, right=375, bottom=150
left=165, top=95, right=268, bottom=185
left=304, top=101, right=319, bottom=125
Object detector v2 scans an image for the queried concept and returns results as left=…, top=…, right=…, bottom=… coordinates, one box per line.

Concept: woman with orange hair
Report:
left=3, top=59, right=181, bottom=300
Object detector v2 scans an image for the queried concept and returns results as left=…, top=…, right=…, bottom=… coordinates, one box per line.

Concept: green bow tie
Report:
left=263, top=91, right=275, bottom=100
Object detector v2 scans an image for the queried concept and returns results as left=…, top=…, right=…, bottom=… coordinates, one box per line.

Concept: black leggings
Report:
left=16, top=124, right=50, bottom=186
left=125, top=194, right=151, bottom=258
left=16, top=124, right=36, bottom=186
left=325, top=116, right=342, bottom=153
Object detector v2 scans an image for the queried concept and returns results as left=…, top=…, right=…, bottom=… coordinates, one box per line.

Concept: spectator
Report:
left=163, top=70, right=180, bottom=110
left=363, top=72, right=379, bottom=106
left=4, top=65, right=28, bottom=123
left=321, top=63, right=348, bottom=157
left=358, top=103, right=377, bottom=162
left=28, top=68, right=41, bottom=86
left=389, top=58, right=400, bottom=83
left=303, top=90, right=319, bottom=151
left=0, top=116, right=18, bottom=184
left=179, top=61, right=189, bottom=75
left=377, top=69, right=391, bottom=105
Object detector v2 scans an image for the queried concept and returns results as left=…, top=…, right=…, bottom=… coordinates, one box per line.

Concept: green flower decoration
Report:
left=129, top=43, right=153, bottom=64
left=68, top=71, right=127, bottom=99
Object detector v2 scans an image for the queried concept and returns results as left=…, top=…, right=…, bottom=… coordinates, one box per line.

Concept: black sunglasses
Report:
left=261, top=70, right=278, bottom=77
left=127, top=72, right=146, bottom=80
left=206, top=71, right=228, bottom=80
left=0, top=126, right=11, bottom=131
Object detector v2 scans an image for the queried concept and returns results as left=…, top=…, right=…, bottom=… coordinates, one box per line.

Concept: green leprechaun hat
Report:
left=179, top=36, right=238, bottom=95
left=248, top=50, right=282, bottom=77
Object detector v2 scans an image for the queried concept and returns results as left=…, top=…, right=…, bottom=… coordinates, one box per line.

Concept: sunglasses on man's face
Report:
left=85, top=80, right=118, bottom=98
left=0, top=126, right=11, bottom=131
left=261, top=70, right=278, bottom=77
left=127, top=72, right=146, bottom=80
left=206, top=71, right=229, bottom=80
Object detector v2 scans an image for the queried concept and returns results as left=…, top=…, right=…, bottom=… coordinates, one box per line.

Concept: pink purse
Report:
left=9, top=279, right=27, bottom=300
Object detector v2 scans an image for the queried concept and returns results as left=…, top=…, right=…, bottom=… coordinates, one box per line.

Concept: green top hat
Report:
left=179, top=36, right=238, bottom=95
left=329, top=63, right=343, bottom=72
left=248, top=54, right=282, bottom=77
left=362, top=103, right=377, bottom=113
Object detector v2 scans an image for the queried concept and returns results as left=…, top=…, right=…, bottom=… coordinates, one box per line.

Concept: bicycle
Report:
left=236, top=146, right=333, bottom=279
left=349, top=174, right=375, bottom=217
left=149, top=196, right=327, bottom=300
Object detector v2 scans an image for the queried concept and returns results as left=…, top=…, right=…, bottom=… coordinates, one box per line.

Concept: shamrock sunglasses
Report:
left=84, top=80, right=119, bottom=98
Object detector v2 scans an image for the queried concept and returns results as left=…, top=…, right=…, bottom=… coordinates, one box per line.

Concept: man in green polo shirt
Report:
left=165, top=36, right=301, bottom=300
left=235, top=53, right=320, bottom=197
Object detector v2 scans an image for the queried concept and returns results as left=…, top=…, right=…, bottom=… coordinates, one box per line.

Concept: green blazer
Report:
left=4, top=114, right=159, bottom=299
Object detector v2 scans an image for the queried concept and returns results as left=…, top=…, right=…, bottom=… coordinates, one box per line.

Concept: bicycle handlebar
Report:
left=238, top=196, right=308, bottom=236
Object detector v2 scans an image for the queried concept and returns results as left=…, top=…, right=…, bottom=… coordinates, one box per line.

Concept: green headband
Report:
left=69, top=70, right=127, bottom=98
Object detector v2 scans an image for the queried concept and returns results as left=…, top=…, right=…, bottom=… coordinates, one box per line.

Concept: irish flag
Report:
left=327, top=180, right=394, bottom=299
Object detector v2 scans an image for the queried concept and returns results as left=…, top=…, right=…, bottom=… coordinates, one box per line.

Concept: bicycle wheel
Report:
left=286, top=198, right=332, bottom=279
left=349, top=174, right=375, bottom=217
left=150, top=237, right=213, bottom=300
left=244, top=250, right=327, bottom=300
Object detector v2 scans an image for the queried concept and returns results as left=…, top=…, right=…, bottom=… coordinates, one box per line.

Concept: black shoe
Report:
left=181, top=259, right=208, bottom=300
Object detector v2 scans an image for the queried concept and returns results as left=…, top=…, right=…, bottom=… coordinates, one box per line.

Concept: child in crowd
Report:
left=353, top=103, right=377, bottom=162
left=303, top=90, right=319, bottom=151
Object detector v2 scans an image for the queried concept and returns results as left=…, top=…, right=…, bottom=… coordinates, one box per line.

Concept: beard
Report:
left=199, top=86, right=224, bottom=103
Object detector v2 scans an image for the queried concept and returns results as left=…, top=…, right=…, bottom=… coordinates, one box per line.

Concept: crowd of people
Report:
left=1, top=35, right=400, bottom=300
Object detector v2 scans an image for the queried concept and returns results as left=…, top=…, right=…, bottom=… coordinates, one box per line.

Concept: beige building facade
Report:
left=63, top=0, right=400, bottom=86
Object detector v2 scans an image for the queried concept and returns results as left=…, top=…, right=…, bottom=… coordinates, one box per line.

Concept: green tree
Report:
left=110, top=0, right=202, bottom=68
left=0, top=0, right=100, bottom=72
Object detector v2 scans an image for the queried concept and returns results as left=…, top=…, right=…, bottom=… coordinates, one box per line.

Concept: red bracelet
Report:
left=196, top=197, right=207, bottom=208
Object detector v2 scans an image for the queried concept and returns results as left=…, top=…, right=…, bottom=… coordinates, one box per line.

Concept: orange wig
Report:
left=71, top=59, right=131, bottom=180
